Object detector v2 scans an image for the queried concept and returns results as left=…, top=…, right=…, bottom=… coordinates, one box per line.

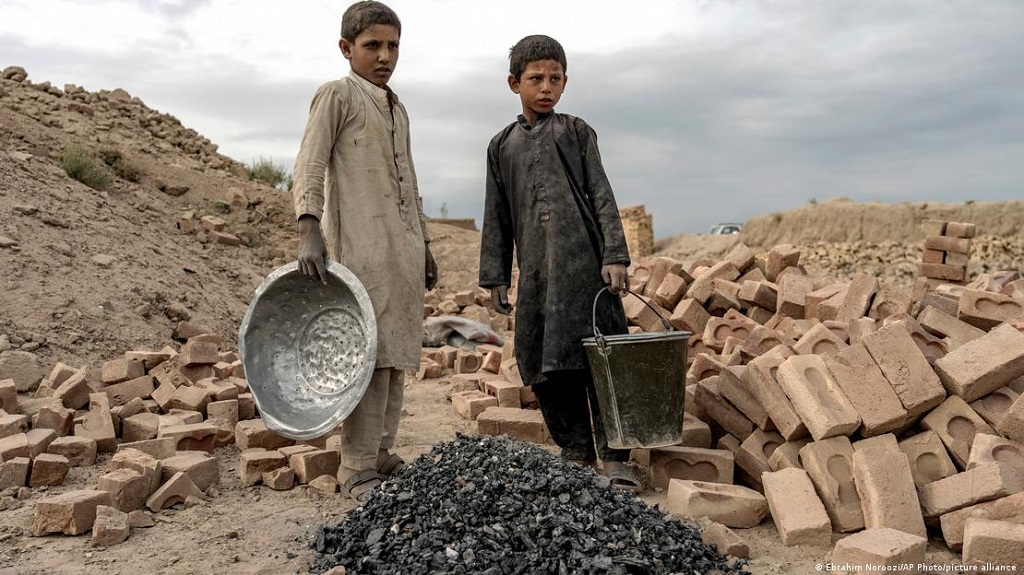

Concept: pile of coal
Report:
left=312, top=434, right=744, bottom=575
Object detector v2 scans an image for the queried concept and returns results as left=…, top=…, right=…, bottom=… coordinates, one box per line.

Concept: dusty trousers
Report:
left=339, top=367, right=404, bottom=470
left=531, top=369, right=629, bottom=463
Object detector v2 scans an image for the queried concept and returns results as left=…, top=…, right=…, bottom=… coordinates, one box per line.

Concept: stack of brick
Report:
left=619, top=205, right=655, bottom=260
left=918, top=219, right=975, bottom=288
left=616, top=237, right=1024, bottom=567
left=1, top=326, right=335, bottom=546
left=423, top=286, right=512, bottom=335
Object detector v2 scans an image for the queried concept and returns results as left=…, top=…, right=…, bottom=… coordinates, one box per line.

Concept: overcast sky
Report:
left=2, top=1, right=1023, bottom=237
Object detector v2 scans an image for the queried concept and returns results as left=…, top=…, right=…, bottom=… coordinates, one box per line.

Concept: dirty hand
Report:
left=491, top=285, right=513, bottom=315
left=425, top=244, right=438, bottom=290
left=297, top=215, right=329, bottom=282
left=602, top=263, right=629, bottom=295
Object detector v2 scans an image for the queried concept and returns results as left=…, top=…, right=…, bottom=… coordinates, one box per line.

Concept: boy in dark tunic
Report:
left=479, top=35, right=641, bottom=490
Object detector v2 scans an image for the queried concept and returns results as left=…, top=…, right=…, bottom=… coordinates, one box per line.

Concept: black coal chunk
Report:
left=311, top=434, right=745, bottom=575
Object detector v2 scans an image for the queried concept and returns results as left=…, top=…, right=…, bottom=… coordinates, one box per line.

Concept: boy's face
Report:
left=508, top=59, right=567, bottom=123
left=339, top=24, right=400, bottom=87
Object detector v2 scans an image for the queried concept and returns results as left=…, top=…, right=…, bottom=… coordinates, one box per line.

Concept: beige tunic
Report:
left=293, top=71, right=428, bottom=371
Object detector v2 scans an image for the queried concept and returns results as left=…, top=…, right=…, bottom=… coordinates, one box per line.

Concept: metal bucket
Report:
left=583, top=288, right=690, bottom=449
left=239, top=261, right=377, bottom=440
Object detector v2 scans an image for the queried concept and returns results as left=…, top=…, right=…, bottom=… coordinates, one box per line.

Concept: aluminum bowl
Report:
left=239, top=261, right=377, bottom=440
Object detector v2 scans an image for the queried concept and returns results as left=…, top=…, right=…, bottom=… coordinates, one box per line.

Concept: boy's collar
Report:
left=517, top=111, right=554, bottom=128
left=348, top=70, right=398, bottom=105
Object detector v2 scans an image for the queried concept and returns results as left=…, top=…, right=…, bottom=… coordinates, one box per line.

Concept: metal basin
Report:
left=239, top=261, right=377, bottom=440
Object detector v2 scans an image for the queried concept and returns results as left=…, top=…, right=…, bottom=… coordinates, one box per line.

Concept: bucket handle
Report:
left=591, top=287, right=675, bottom=353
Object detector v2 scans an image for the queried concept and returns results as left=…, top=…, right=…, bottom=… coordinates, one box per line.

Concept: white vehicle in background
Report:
left=709, top=223, right=743, bottom=235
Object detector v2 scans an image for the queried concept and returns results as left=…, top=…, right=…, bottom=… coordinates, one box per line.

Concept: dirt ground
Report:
left=0, top=70, right=1008, bottom=575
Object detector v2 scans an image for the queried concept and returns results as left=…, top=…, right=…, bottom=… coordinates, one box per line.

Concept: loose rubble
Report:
left=312, top=434, right=743, bottom=575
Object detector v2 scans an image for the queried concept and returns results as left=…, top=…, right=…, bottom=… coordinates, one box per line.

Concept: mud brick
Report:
left=449, top=374, right=485, bottom=397
left=971, top=387, right=1020, bottom=428
left=455, top=350, right=483, bottom=374
left=194, top=378, right=238, bottom=401
left=958, top=289, right=1024, bottom=330
left=162, top=451, right=219, bottom=491
left=764, top=245, right=800, bottom=283
left=0, top=380, right=16, bottom=413
left=685, top=262, right=739, bottom=304
left=146, top=471, right=204, bottom=512
left=761, top=468, right=831, bottom=546
left=832, top=273, right=877, bottom=322
left=922, top=248, right=945, bottom=264
left=261, top=467, right=295, bottom=491
left=695, top=377, right=754, bottom=441
left=665, top=479, right=768, bottom=528
left=159, top=422, right=220, bottom=452
left=862, top=324, right=946, bottom=417
left=161, top=408, right=203, bottom=427
left=739, top=326, right=794, bottom=360
left=736, top=429, right=784, bottom=488
left=918, top=305, right=985, bottom=347
left=200, top=214, right=226, bottom=231
left=798, top=436, right=864, bottom=532
left=477, top=350, right=501, bottom=375
left=746, top=306, right=775, bottom=325
left=453, top=290, right=476, bottom=307
left=925, top=234, right=972, bottom=253
left=653, top=273, right=688, bottom=311
left=897, top=430, right=958, bottom=488
left=288, top=449, right=340, bottom=484
left=101, top=358, right=145, bottom=385
left=649, top=446, right=733, bottom=489
left=45, top=436, right=95, bottom=467
left=776, top=355, right=860, bottom=441
left=124, top=350, right=172, bottom=371
left=30, top=404, right=73, bottom=436
left=743, top=350, right=807, bottom=441
left=995, top=393, right=1024, bottom=443
left=495, top=359, right=522, bottom=388
left=775, top=273, right=813, bottom=320
left=705, top=281, right=742, bottom=316
left=940, top=492, right=1024, bottom=552
left=919, top=290, right=961, bottom=318
left=166, top=384, right=210, bottom=414
left=919, top=262, right=965, bottom=282
left=869, top=284, right=912, bottom=322
left=33, top=489, right=113, bottom=536
left=238, top=448, right=288, bottom=486
left=681, top=412, right=712, bottom=448
left=484, top=380, right=522, bottom=408
left=237, top=393, right=256, bottom=421
left=851, top=434, right=899, bottom=454
left=435, top=346, right=458, bottom=369
left=121, top=413, right=159, bottom=443
left=703, top=315, right=756, bottom=352
left=234, top=419, right=294, bottom=451
left=640, top=257, right=684, bottom=297
left=97, top=468, right=150, bottom=512
left=718, top=367, right=772, bottom=430
left=815, top=290, right=847, bottom=322
left=922, top=395, right=995, bottom=468
left=829, top=528, right=927, bottom=573
left=918, top=219, right=947, bottom=237
left=278, top=445, right=318, bottom=459
left=688, top=352, right=731, bottom=381
left=117, top=437, right=177, bottom=461
left=114, top=397, right=146, bottom=419
left=177, top=363, right=215, bottom=384
left=26, top=453, right=68, bottom=487
left=669, top=298, right=710, bottom=336
left=52, top=366, right=91, bottom=410
left=475, top=407, right=547, bottom=444
left=452, top=390, right=499, bottom=420
left=790, top=324, right=846, bottom=359
left=75, top=393, right=117, bottom=453
left=207, top=399, right=239, bottom=427
left=821, top=320, right=851, bottom=345
left=738, top=266, right=768, bottom=285
left=847, top=446, right=925, bottom=537
left=0, top=456, right=29, bottom=489
left=962, top=518, right=1024, bottom=569
left=935, top=324, right=1024, bottom=405
left=825, top=345, right=907, bottom=436
left=738, top=280, right=778, bottom=312
left=701, top=521, right=750, bottom=559
left=102, top=375, right=154, bottom=407
left=211, top=361, right=233, bottom=379
left=967, top=433, right=1024, bottom=471
left=0, top=411, right=28, bottom=439
left=90, top=505, right=130, bottom=547
left=151, top=360, right=192, bottom=388
left=768, top=438, right=811, bottom=471
left=622, top=294, right=671, bottom=332
left=1004, top=278, right=1024, bottom=300
left=919, top=462, right=1024, bottom=517
left=804, top=283, right=846, bottom=321
left=26, top=428, right=57, bottom=458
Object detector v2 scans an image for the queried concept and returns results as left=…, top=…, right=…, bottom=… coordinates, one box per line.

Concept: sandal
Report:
left=340, top=469, right=383, bottom=503
left=603, top=461, right=643, bottom=493
left=376, top=453, right=406, bottom=477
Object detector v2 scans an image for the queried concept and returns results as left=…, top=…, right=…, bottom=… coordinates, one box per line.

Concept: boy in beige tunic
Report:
left=291, top=0, right=436, bottom=502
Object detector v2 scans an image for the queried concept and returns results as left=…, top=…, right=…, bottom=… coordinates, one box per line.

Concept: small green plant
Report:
left=61, top=146, right=112, bottom=190
left=98, top=147, right=143, bottom=182
left=209, top=200, right=231, bottom=215
left=808, top=198, right=818, bottom=205
left=245, top=157, right=289, bottom=189
left=439, top=203, right=449, bottom=218
left=771, top=212, right=782, bottom=223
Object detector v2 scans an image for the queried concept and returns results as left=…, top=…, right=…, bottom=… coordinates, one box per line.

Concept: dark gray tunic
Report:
left=479, top=113, right=630, bottom=386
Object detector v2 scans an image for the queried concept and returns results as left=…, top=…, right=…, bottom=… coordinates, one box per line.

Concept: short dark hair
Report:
left=341, top=1, right=401, bottom=41
left=509, top=35, right=567, bottom=80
